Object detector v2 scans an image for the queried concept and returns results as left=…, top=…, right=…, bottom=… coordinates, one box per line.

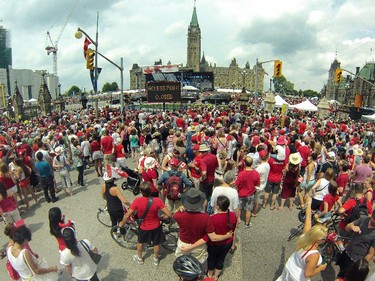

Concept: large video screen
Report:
left=145, top=71, right=214, bottom=91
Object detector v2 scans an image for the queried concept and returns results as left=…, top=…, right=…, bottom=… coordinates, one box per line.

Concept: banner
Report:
left=354, top=93, right=362, bottom=108
left=90, top=68, right=102, bottom=92
left=142, top=64, right=179, bottom=74
left=83, top=37, right=91, bottom=58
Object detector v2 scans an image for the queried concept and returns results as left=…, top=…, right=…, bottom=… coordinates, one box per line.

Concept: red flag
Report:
left=83, top=37, right=92, bottom=58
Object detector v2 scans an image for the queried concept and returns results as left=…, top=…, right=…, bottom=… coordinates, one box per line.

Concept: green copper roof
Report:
left=358, top=62, right=375, bottom=81
left=190, top=6, right=199, bottom=26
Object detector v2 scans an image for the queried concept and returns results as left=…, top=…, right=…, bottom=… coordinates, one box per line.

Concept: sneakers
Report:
left=133, top=255, right=144, bottom=265
left=245, top=222, right=252, bottom=228
left=153, top=257, right=159, bottom=266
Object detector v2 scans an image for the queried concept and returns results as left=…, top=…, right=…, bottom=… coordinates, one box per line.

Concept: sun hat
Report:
left=328, top=151, right=336, bottom=159
left=144, top=157, right=156, bottom=169
left=55, top=147, right=63, bottom=155
left=276, top=135, right=286, bottom=145
left=181, top=188, right=206, bottom=211
left=356, top=148, right=364, bottom=156
left=198, top=144, right=210, bottom=152
left=289, top=153, right=302, bottom=165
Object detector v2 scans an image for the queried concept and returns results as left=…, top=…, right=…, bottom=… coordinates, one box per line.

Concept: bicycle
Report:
left=96, top=205, right=112, bottom=227
left=287, top=210, right=341, bottom=241
left=319, top=231, right=351, bottom=264
left=111, top=218, right=179, bottom=252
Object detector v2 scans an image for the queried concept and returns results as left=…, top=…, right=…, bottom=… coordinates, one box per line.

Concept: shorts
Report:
left=19, top=178, right=30, bottom=188
left=239, top=194, right=255, bottom=211
left=254, top=190, right=265, bottom=204
left=92, top=151, right=103, bottom=160
left=265, top=181, right=281, bottom=194
left=175, top=238, right=208, bottom=264
left=138, top=225, right=165, bottom=245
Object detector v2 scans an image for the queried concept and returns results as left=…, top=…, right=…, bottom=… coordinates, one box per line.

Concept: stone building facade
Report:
left=323, top=59, right=375, bottom=108
left=129, top=3, right=264, bottom=93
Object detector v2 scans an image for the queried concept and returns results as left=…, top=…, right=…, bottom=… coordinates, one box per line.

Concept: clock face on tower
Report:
left=191, top=27, right=197, bottom=32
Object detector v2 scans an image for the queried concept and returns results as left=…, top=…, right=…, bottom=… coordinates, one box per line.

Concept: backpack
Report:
left=166, top=171, right=183, bottom=201
left=345, top=198, right=369, bottom=224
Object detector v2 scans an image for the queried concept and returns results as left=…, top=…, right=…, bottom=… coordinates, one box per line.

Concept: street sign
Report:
left=147, top=81, right=181, bottom=103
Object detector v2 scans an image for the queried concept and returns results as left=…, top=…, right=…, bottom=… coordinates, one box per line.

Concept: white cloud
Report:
left=0, top=0, right=374, bottom=93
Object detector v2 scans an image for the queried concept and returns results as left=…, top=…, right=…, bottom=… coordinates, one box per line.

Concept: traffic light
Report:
left=335, top=68, right=343, bottom=84
left=274, top=60, right=282, bottom=77
left=86, top=48, right=95, bottom=70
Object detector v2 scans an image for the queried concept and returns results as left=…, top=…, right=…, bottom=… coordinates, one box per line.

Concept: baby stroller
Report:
left=121, top=167, right=141, bottom=195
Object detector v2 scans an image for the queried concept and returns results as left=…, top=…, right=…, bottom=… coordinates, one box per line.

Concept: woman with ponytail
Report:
left=49, top=207, right=73, bottom=251
left=60, top=227, right=100, bottom=281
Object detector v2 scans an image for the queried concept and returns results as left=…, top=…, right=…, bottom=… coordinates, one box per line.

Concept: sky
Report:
left=1, top=0, right=375, bottom=93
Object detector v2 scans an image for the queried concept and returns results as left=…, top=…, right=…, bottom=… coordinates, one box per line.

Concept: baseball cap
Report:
left=168, top=158, right=179, bottom=167
left=259, top=150, right=268, bottom=159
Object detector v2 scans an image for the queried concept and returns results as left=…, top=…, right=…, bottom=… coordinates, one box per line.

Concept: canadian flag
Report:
left=83, top=37, right=92, bottom=58
left=106, top=164, right=128, bottom=179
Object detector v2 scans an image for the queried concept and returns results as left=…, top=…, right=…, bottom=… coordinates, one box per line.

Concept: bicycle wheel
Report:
left=97, top=206, right=112, bottom=227
left=110, top=225, right=138, bottom=249
left=161, top=227, right=179, bottom=252
left=319, top=242, right=335, bottom=264
left=287, top=223, right=304, bottom=241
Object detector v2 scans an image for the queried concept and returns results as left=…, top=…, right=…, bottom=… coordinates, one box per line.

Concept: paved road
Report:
left=1, top=159, right=374, bottom=280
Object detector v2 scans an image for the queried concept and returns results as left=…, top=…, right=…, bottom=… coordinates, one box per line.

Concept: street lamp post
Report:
left=75, top=13, right=125, bottom=119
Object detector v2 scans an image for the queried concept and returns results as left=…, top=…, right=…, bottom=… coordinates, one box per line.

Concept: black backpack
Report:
left=345, top=198, right=369, bottom=224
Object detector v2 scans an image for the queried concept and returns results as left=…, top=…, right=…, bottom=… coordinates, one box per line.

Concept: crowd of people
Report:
left=1, top=102, right=375, bottom=280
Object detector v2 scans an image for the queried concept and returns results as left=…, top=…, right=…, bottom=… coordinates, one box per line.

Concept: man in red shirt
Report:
left=263, top=156, right=286, bottom=210
left=199, top=144, right=218, bottom=212
left=188, top=145, right=202, bottom=189
left=119, top=183, right=172, bottom=265
left=101, top=129, right=114, bottom=166
left=297, top=137, right=311, bottom=176
left=234, top=157, right=260, bottom=227
left=174, top=188, right=232, bottom=263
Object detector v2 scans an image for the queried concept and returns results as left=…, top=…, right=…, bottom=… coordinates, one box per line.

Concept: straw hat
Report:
left=289, top=153, right=302, bottom=165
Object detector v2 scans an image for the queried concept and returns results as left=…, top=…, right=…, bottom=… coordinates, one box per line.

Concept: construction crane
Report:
left=45, top=0, right=79, bottom=76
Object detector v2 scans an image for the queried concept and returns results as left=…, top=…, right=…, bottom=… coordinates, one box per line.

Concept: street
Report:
left=1, top=160, right=373, bottom=280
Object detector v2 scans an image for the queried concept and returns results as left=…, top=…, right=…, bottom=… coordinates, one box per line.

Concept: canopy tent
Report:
left=182, top=85, right=199, bottom=91
left=289, top=100, right=318, bottom=111
left=274, top=95, right=289, bottom=107
left=362, top=113, right=375, bottom=121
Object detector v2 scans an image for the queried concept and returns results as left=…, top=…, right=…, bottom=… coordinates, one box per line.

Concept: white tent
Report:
left=274, top=95, right=289, bottom=107
left=362, top=113, right=375, bottom=121
left=289, top=100, right=318, bottom=111
left=183, top=85, right=199, bottom=91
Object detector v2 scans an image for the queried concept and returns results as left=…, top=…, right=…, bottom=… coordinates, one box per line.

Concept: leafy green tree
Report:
left=67, top=85, right=81, bottom=96
left=273, top=76, right=295, bottom=95
left=302, top=89, right=320, bottom=98
left=102, top=82, right=119, bottom=92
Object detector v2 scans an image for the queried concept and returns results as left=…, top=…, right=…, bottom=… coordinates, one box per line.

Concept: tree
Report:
left=302, top=89, right=320, bottom=98
left=102, top=82, right=119, bottom=92
left=67, top=85, right=81, bottom=96
left=273, top=76, right=295, bottom=95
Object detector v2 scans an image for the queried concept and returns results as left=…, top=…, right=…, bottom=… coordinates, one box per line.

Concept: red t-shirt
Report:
left=209, top=212, right=237, bottom=246
left=174, top=211, right=215, bottom=244
left=320, top=193, right=339, bottom=212
left=190, top=155, right=202, bottom=179
left=298, top=123, right=306, bottom=134
left=336, top=173, right=349, bottom=196
left=346, top=155, right=355, bottom=170
left=115, top=144, right=125, bottom=158
left=142, top=169, right=158, bottom=193
left=297, top=145, right=311, bottom=167
left=101, top=136, right=114, bottom=154
left=235, top=169, right=260, bottom=197
left=339, top=197, right=373, bottom=231
left=176, top=118, right=185, bottom=128
left=130, top=197, right=165, bottom=231
left=0, top=175, right=16, bottom=189
left=267, top=158, right=285, bottom=183
left=200, top=153, right=218, bottom=183
left=90, top=141, right=101, bottom=152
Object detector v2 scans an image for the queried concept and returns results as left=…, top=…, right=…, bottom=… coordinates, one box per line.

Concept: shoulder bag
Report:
left=135, top=197, right=154, bottom=227
left=80, top=240, right=102, bottom=264
left=23, top=251, right=59, bottom=281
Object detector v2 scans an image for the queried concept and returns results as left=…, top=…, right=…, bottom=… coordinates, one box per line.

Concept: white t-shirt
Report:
left=255, top=162, right=271, bottom=191
left=60, top=239, right=97, bottom=280
left=81, top=140, right=91, bottom=157
left=210, top=186, right=239, bottom=213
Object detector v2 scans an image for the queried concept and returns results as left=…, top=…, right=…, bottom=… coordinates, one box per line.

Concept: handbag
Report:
left=6, top=259, right=20, bottom=280
left=80, top=240, right=101, bottom=264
